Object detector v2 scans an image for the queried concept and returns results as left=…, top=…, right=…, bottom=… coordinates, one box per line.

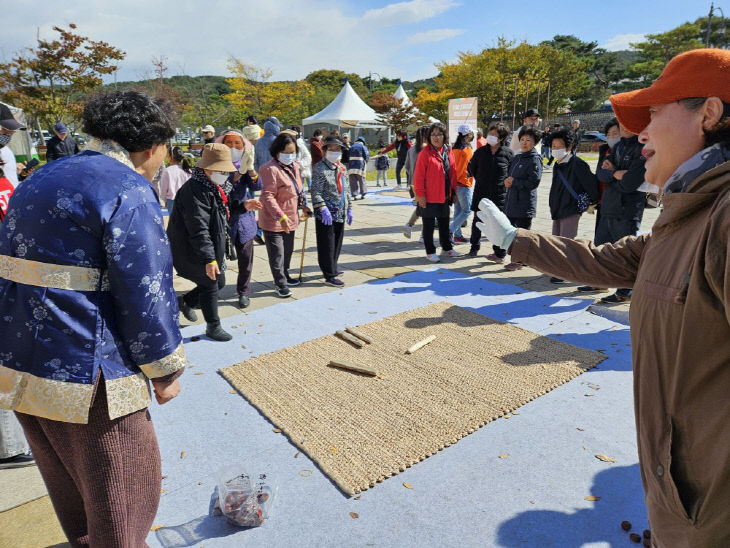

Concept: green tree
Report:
left=0, top=23, right=125, bottom=129
left=368, top=91, right=429, bottom=132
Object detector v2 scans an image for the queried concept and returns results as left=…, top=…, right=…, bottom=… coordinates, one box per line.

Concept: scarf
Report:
left=85, top=137, right=135, bottom=171
left=191, top=167, right=229, bottom=220
left=663, top=143, right=730, bottom=195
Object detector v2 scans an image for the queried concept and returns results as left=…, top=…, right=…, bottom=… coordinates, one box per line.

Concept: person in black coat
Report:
left=594, top=123, right=647, bottom=302
left=167, top=143, right=236, bottom=341
left=45, top=122, right=80, bottom=162
left=503, top=126, right=543, bottom=270
left=547, top=128, right=599, bottom=283
left=467, top=122, right=513, bottom=259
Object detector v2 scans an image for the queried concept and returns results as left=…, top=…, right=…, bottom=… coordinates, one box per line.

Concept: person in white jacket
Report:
left=509, top=108, right=541, bottom=154
left=293, top=125, right=312, bottom=189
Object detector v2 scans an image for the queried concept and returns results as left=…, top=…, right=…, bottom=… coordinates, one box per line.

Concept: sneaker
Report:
left=178, top=296, right=198, bottom=322
left=286, top=277, right=301, bottom=287
left=444, top=249, right=462, bottom=258
left=468, top=246, right=479, bottom=258
left=276, top=286, right=292, bottom=298
left=0, top=453, right=35, bottom=470
left=453, top=235, right=468, bottom=244
left=601, top=293, right=631, bottom=304
left=253, top=235, right=265, bottom=245
left=360, top=194, right=367, bottom=200
left=504, top=261, right=524, bottom=271
left=206, top=323, right=233, bottom=342
left=403, top=223, right=413, bottom=239
left=577, top=285, right=602, bottom=292
left=324, top=277, right=345, bottom=287
left=237, top=294, right=250, bottom=308
left=486, top=253, right=505, bottom=264
left=418, top=235, right=424, bottom=243
left=550, top=277, right=565, bottom=284
left=426, top=253, right=441, bottom=263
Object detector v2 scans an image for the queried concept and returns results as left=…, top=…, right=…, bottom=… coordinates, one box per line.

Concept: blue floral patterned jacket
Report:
left=0, top=141, right=186, bottom=424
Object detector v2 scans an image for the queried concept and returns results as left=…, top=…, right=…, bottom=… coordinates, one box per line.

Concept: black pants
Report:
left=470, top=215, right=506, bottom=258
left=263, top=230, right=295, bottom=288
left=234, top=238, right=254, bottom=295
left=184, top=271, right=226, bottom=326
left=595, top=216, right=640, bottom=297
left=422, top=216, right=452, bottom=255
left=508, top=216, right=532, bottom=230
left=395, top=158, right=407, bottom=186
left=315, top=219, right=345, bottom=279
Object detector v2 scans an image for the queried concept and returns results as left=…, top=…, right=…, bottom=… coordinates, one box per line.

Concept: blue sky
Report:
left=1, top=0, right=715, bottom=83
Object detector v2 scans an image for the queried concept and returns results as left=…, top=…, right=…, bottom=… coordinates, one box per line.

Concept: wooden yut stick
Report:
left=329, top=360, right=377, bottom=376
left=335, top=330, right=364, bottom=348
left=406, top=335, right=436, bottom=354
left=345, top=326, right=372, bottom=344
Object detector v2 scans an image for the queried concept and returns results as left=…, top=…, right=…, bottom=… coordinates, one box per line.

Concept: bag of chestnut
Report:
left=210, top=466, right=276, bottom=527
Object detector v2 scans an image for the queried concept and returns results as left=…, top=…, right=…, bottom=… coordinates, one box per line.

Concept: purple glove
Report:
left=347, top=208, right=353, bottom=226
left=319, top=206, right=333, bottom=226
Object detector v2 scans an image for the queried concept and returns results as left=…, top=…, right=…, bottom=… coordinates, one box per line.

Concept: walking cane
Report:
left=298, top=215, right=309, bottom=284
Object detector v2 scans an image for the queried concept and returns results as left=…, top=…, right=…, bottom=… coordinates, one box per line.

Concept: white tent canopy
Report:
left=392, top=82, right=440, bottom=124
left=303, top=80, right=385, bottom=129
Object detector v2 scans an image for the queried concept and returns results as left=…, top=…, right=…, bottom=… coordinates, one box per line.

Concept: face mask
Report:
left=230, top=148, right=243, bottom=163
left=326, top=151, right=342, bottom=164
left=278, top=153, right=296, bottom=165
left=486, top=135, right=499, bottom=146
left=607, top=137, right=620, bottom=149
left=552, top=148, right=568, bottom=161
left=209, top=172, right=229, bottom=186
left=0, top=134, right=11, bottom=147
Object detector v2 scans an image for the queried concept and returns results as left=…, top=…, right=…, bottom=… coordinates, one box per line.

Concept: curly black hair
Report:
left=82, top=90, right=176, bottom=152
left=517, top=126, right=542, bottom=144
left=269, top=133, right=299, bottom=158
left=549, top=128, right=575, bottom=150
left=603, top=117, right=619, bottom=135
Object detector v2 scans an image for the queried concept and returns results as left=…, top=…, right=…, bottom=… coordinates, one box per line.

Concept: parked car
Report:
left=580, top=131, right=606, bottom=143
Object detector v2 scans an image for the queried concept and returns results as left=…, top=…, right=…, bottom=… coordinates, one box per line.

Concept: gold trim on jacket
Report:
left=0, top=255, right=109, bottom=291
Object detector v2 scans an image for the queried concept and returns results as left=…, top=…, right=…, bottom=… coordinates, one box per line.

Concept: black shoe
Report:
left=178, top=296, right=198, bottom=322
left=286, top=277, right=301, bottom=287
left=324, top=277, right=345, bottom=287
left=577, top=285, right=602, bottom=292
left=253, top=235, right=265, bottom=245
left=237, top=294, right=250, bottom=308
left=601, top=293, right=631, bottom=304
left=276, top=286, right=292, bottom=298
left=461, top=221, right=467, bottom=228
left=0, top=453, right=35, bottom=470
left=206, top=323, right=233, bottom=342
left=550, top=277, right=565, bottom=284
left=468, top=246, right=479, bottom=258
left=336, top=271, right=344, bottom=276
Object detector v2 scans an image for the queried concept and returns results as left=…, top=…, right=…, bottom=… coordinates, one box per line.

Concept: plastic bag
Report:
left=210, top=467, right=275, bottom=527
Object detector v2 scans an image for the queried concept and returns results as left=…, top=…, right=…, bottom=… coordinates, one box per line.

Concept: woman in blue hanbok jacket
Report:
left=0, top=90, right=186, bottom=547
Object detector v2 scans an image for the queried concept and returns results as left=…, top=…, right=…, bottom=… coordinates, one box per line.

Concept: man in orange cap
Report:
left=476, top=48, right=730, bottom=547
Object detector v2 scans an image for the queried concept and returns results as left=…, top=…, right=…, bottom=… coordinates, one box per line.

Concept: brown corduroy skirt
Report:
left=15, top=380, right=161, bottom=548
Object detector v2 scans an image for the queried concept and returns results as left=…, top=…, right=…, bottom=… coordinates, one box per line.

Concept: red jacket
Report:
left=0, top=176, right=13, bottom=220
left=310, top=138, right=324, bottom=166
left=413, top=145, right=458, bottom=203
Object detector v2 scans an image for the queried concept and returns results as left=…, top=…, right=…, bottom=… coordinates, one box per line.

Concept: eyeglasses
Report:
left=431, top=133, right=444, bottom=138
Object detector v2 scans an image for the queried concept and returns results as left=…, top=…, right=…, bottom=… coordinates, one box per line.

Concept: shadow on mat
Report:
left=496, top=464, right=648, bottom=548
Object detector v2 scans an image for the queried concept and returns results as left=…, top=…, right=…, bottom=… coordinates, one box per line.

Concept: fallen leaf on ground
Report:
left=584, top=495, right=600, bottom=501
left=198, top=482, right=203, bottom=485
left=529, top=500, right=535, bottom=504
left=180, top=451, right=186, bottom=459
left=151, top=525, right=164, bottom=531
left=294, top=452, right=300, bottom=458
left=595, top=454, right=617, bottom=463
left=402, top=482, right=413, bottom=489
left=354, top=496, right=361, bottom=500
left=330, top=446, right=338, bottom=453
left=272, top=428, right=282, bottom=433
left=194, top=372, right=204, bottom=375
left=498, top=454, right=510, bottom=459
left=512, top=411, right=520, bottom=415
left=350, top=512, right=359, bottom=519
left=585, top=394, right=594, bottom=397
left=588, top=384, right=600, bottom=390
left=229, top=390, right=237, bottom=394
left=503, top=414, right=512, bottom=419
left=241, top=345, right=246, bottom=349
left=160, top=489, right=166, bottom=494
left=576, top=427, right=585, bottom=431
left=161, top=475, right=168, bottom=479
left=299, top=469, right=313, bottom=477
left=191, top=336, right=200, bottom=342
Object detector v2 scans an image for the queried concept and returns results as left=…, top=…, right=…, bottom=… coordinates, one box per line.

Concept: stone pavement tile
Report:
left=0, top=496, right=69, bottom=548
left=0, top=464, right=46, bottom=513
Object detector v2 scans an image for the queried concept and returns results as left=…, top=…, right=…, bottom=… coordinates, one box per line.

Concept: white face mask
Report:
left=230, top=148, right=243, bottom=162
left=552, top=148, right=568, bottom=162
left=607, top=137, right=620, bottom=149
left=326, top=151, right=342, bottom=164
left=209, top=172, right=229, bottom=186
left=486, top=134, right=499, bottom=146
left=278, top=152, right=296, bottom=165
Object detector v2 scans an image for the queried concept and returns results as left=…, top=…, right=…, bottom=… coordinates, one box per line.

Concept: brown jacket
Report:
left=511, top=161, right=730, bottom=547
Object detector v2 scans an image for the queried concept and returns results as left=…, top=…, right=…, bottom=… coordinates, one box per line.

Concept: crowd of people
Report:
left=0, top=47, right=729, bottom=547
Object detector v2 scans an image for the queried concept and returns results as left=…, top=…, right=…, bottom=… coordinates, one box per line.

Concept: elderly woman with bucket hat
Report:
left=476, top=48, right=730, bottom=546
left=168, top=142, right=237, bottom=342
left=310, top=135, right=353, bottom=287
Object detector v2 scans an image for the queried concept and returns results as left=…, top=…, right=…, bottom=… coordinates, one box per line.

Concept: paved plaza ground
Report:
left=0, top=159, right=660, bottom=547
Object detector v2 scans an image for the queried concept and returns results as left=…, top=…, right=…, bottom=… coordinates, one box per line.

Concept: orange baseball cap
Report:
left=610, top=48, right=730, bottom=134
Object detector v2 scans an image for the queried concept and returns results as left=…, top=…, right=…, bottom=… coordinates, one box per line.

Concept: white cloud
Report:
left=599, top=33, right=646, bottom=51
left=406, top=28, right=465, bottom=45
left=362, top=0, right=459, bottom=26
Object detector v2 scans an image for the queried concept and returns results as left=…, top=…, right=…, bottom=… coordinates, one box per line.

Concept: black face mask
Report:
left=0, top=134, right=12, bottom=148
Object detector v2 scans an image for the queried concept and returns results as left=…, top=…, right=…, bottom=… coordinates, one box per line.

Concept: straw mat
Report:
left=220, top=302, right=604, bottom=495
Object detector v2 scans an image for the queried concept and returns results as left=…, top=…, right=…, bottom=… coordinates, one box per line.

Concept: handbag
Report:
left=556, top=168, right=590, bottom=214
